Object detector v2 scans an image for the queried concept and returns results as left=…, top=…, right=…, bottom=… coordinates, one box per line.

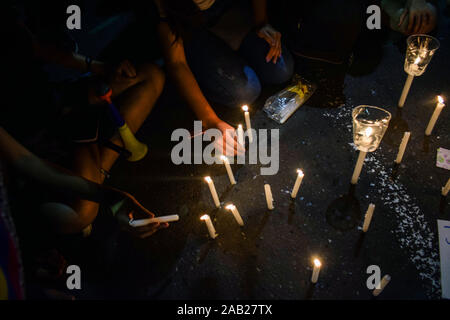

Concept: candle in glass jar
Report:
left=311, top=258, right=322, bottom=284
left=220, top=156, right=236, bottom=185
left=204, top=176, right=220, bottom=208
left=225, top=204, right=244, bottom=226
left=242, top=105, right=253, bottom=143
left=291, top=169, right=304, bottom=198
left=395, top=132, right=411, bottom=164
left=200, top=214, right=218, bottom=239
left=425, top=96, right=445, bottom=136
left=264, top=184, right=274, bottom=210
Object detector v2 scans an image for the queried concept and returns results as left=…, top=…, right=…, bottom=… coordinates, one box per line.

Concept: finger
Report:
left=398, top=9, right=408, bottom=27
left=274, top=34, right=282, bottom=63
left=132, top=222, right=160, bottom=234
left=266, top=45, right=277, bottom=63
left=125, top=61, right=137, bottom=78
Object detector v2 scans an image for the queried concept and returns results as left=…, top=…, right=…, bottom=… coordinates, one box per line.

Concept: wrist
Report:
left=90, top=60, right=106, bottom=75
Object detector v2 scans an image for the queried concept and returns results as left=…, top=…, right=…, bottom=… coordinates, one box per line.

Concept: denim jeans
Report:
left=183, top=1, right=294, bottom=108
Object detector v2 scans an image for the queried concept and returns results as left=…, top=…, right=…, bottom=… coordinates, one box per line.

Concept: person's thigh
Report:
left=239, top=31, right=294, bottom=85
left=184, top=29, right=261, bottom=108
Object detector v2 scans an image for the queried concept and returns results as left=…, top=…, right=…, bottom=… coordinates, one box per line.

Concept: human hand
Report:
left=107, top=188, right=169, bottom=238
left=401, top=0, right=437, bottom=34
left=207, top=120, right=245, bottom=157
left=257, top=24, right=282, bottom=64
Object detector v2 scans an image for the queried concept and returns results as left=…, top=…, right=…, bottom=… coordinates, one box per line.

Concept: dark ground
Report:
left=32, top=5, right=450, bottom=300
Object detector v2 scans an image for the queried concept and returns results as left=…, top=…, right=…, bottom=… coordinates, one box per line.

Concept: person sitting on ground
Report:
left=0, top=5, right=167, bottom=237
left=155, top=0, right=294, bottom=136
left=382, top=0, right=438, bottom=35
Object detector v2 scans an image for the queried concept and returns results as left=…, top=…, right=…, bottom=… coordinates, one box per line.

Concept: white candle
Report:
left=373, top=274, right=391, bottom=296
left=225, top=204, right=244, bottom=226
left=237, top=124, right=245, bottom=147
left=264, top=184, right=274, bottom=210
left=200, top=214, right=218, bottom=239
left=242, top=105, right=253, bottom=143
left=204, top=176, right=220, bottom=208
left=425, top=96, right=445, bottom=136
left=291, top=169, right=304, bottom=199
left=351, top=150, right=367, bottom=184
left=442, top=178, right=450, bottom=196
left=395, top=132, right=411, bottom=164
left=311, top=258, right=321, bottom=284
left=129, top=214, right=179, bottom=227
left=399, top=57, right=420, bottom=108
left=362, top=204, right=375, bottom=232
left=220, top=156, right=236, bottom=185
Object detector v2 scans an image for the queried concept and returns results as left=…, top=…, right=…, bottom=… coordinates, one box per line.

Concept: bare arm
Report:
left=0, top=126, right=104, bottom=202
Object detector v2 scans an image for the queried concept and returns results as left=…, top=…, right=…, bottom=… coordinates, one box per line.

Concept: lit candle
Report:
left=129, top=214, right=179, bottom=227
left=351, top=150, right=367, bottom=184
left=204, top=176, right=220, bottom=208
left=220, top=155, right=236, bottom=185
left=291, top=169, right=304, bottom=199
left=311, top=258, right=322, bottom=284
left=394, top=132, right=411, bottom=164
left=264, top=184, right=274, bottom=210
left=200, top=214, right=218, bottom=239
left=442, top=178, right=450, bottom=196
left=425, top=96, right=445, bottom=136
left=225, top=204, right=244, bottom=226
left=373, top=274, right=391, bottom=296
left=362, top=204, right=375, bottom=232
left=237, top=124, right=245, bottom=147
left=242, top=105, right=253, bottom=143
left=399, top=57, right=420, bottom=108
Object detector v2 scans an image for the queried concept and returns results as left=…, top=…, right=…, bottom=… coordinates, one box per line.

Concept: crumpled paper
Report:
left=437, top=147, right=450, bottom=170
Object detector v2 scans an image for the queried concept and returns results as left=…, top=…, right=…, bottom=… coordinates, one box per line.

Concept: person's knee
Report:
left=136, top=63, right=166, bottom=96
left=40, top=201, right=98, bottom=235
left=239, top=32, right=294, bottom=85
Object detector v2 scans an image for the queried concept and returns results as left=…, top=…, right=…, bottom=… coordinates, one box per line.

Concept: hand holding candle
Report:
left=220, top=156, right=236, bottom=185
left=201, top=214, right=218, bottom=239
left=225, top=204, right=244, bottom=226
left=291, top=169, right=304, bottom=199
left=264, top=184, right=274, bottom=210
left=425, top=96, right=445, bottom=136
left=205, top=176, right=220, bottom=208
left=395, top=132, right=411, bottom=164
left=311, top=258, right=322, bottom=284
left=362, top=204, right=375, bottom=232
left=242, top=105, right=253, bottom=143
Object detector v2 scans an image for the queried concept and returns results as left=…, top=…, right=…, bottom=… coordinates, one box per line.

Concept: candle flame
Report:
left=225, top=204, right=235, bottom=210
left=364, top=127, right=373, bottom=137
left=438, top=95, right=444, bottom=104
left=200, top=214, right=209, bottom=220
left=242, top=105, right=249, bottom=112
left=414, top=57, right=420, bottom=65
left=297, top=169, right=304, bottom=176
left=238, top=124, right=243, bottom=129
left=313, top=259, right=321, bottom=267
left=204, top=176, right=212, bottom=183
left=220, top=155, right=228, bottom=162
